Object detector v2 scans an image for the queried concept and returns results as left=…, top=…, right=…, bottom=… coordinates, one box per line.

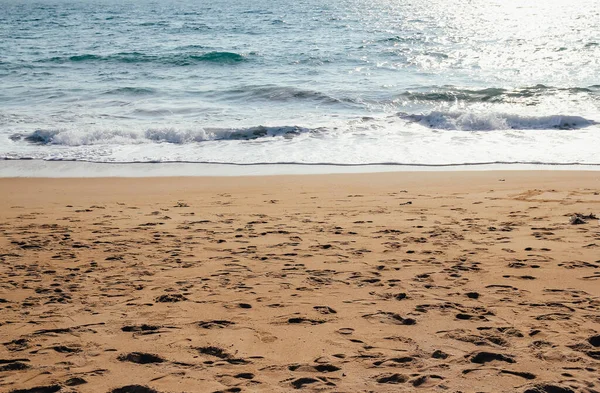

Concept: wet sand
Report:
left=0, top=171, right=599, bottom=393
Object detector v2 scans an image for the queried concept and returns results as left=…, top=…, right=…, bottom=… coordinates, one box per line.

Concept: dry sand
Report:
left=0, top=171, right=599, bottom=393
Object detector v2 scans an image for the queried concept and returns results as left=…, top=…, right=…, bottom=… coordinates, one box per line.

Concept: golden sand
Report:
left=0, top=171, right=599, bottom=393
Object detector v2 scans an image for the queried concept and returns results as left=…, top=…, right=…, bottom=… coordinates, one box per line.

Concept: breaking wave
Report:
left=399, top=111, right=597, bottom=131
left=17, top=126, right=313, bottom=146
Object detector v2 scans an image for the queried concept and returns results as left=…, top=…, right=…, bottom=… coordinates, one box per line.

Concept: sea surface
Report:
left=1, top=0, right=599, bottom=167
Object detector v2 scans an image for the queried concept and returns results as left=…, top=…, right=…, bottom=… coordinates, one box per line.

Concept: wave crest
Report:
left=18, top=126, right=312, bottom=146
left=398, top=84, right=599, bottom=105
left=399, top=111, right=597, bottom=131
left=44, top=51, right=248, bottom=66
left=221, top=85, right=355, bottom=106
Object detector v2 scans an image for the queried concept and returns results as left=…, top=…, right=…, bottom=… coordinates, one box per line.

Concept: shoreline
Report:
left=1, top=159, right=600, bottom=178
left=2, top=170, right=600, bottom=201
left=1, top=171, right=599, bottom=392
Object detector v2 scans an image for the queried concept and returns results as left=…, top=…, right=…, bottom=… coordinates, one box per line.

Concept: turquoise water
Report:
left=1, top=0, right=599, bottom=165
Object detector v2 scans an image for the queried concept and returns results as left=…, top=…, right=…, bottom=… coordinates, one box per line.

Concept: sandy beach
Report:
left=0, top=171, right=599, bottom=393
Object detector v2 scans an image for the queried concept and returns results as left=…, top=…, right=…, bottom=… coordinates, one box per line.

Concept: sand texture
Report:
left=0, top=171, right=599, bottom=393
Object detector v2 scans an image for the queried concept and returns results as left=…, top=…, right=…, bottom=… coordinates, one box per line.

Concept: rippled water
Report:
left=1, top=0, right=599, bottom=165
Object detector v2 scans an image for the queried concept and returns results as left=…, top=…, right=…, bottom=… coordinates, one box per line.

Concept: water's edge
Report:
left=1, top=159, right=599, bottom=178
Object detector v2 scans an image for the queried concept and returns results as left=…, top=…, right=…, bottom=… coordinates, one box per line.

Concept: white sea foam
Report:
left=3, top=116, right=599, bottom=166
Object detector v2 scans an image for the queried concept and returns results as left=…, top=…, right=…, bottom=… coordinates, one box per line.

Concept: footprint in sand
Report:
left=110, top=386, right=161, bottom=393
left=118, top=352, right=165, bottom=364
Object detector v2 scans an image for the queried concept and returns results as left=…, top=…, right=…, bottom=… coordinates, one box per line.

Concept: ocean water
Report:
left=1, top=0, right=599, bottom=167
